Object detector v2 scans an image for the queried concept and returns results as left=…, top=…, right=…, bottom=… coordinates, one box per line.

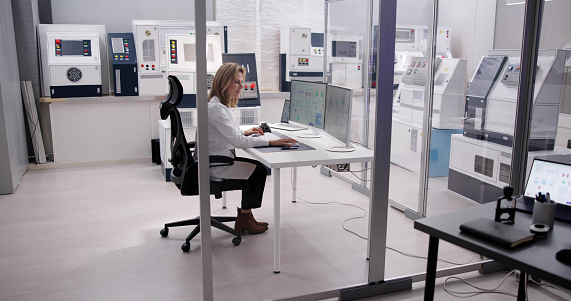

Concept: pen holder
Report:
left=531, top=202, right=557, bottom=230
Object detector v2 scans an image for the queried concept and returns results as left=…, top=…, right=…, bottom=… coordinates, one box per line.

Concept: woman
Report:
left=208, top=63, right=297, bottom=234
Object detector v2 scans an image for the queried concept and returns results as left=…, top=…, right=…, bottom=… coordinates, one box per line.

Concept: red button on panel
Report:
left=251, top=83, right=256, bottom=89
left=126, top=55, right=129, bottom=58
left=172, top=55, right=176, bottom=58
left=56, top=39, right=61, bottom=44
left=84, top=50, right=87, bottom=53
left=152, top=65, right=155, bottom=68
left=141, top=64, right=144, bottom=67
left=172, top=50, right=175, bottom=53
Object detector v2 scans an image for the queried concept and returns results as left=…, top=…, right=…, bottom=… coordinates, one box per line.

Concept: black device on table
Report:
left=260, top=122, right=271, bottom=133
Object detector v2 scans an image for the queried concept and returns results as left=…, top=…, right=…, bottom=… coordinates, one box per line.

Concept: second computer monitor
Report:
left=324, top=84, right=352, bottom=148
left=289, top=80, right=327, bottom=129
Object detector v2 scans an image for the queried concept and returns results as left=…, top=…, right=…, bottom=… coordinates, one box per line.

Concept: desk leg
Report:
left=273, top=168, right=281, bottom=273
left=517, top=271, right=527, bottom=301
left=292, top=167, right=297, bottom=203
left=424, top=235, right=439, bottom=301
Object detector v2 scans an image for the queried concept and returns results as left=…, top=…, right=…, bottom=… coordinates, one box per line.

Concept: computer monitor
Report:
left=324, top=84, right=354, bottom=152
left=289, top=80, right=326, bottom=130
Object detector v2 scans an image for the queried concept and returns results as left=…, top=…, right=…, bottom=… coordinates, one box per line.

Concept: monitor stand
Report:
left=297, top=130, right=321, bottom=138
left=326, top=142, right=355, bottom=152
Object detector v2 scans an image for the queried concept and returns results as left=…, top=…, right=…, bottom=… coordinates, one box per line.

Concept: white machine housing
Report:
left=396, top=57, right=467, bottom=129
left=393, top=26, right=452, bottom=87
left=132, top=20, right=226, bottom=95
left=328, top=35, right=363, bottom=91
left=279, top=28, right=325, bottom=90
left=484, top=49, right=565, bottom=145
left=419, top=26, right=452, bottom=58
left=448, top=134, right=571, bottom=203
left=38, top=24, right=109, bottom=97
left=166, top=34, right=223, bottom=94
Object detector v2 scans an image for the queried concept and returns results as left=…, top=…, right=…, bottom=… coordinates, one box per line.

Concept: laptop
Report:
left=268, top=99, right=306, bottom=131
left=515, top=158, right=571, bottom=222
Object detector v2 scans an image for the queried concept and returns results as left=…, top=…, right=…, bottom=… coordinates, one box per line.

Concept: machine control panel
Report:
left=241, top=81, right=258, bottom=99
left=55, top=39, right=92, bottom=56
left=297, top=57, right=309, bottom=66
left=501, top=63, right=520, bottom=86
left=170, top=40, right=178, bottom=64
left=110, top=36, right=134, bottom=63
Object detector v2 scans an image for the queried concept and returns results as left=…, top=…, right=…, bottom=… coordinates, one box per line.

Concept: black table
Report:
left=414, top=202, right=571, bottom=301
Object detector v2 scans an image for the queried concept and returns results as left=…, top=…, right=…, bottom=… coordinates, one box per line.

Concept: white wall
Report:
left=494, top=0, right=571, bottom=50
left=451, top=0, right=497, bottom=82
left=50, top=0, right=214, bottom=33
left=216, top=0, right=325, bottom=91
left=0, top=0, right=29, bottom=194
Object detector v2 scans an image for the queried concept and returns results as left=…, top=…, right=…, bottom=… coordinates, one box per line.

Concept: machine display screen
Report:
left=111, top=38, right=124, bottom=54
left=467, top=56, right=505, bottom=98
left=395, top=29, right=413, bottom=42
left=59, top=40, right=89, bottom=56
left=332, top=41, right=357, bottom=58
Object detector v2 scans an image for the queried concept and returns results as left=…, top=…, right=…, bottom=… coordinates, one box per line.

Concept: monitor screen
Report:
left=280, top=99, right=291, bottom=123
left=290, top=80, right=326, bottom=129
left=524, top=159, right=571, bottom=206
left=324, top=85, right=352, bottom=146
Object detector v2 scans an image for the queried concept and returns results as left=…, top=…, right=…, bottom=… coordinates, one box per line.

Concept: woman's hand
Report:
left=269, top=137, right=298, bottom=147
left=245, top=127, right=264, bottom=136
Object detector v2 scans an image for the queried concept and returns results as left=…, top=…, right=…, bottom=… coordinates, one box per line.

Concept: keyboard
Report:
left=268, top=123, right=306, bottom=131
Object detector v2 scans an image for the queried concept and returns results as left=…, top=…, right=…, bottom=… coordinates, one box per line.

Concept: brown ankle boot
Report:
left=249, top=211, right=269, bottom=227
left=235, top=209, right=268, bottom=234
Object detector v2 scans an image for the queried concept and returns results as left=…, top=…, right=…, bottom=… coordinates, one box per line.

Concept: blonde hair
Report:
left=208, top=63, right=245, bottom=108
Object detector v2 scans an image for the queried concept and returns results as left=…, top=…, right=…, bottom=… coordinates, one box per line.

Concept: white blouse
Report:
left=207, top=96, right=269, bottom=180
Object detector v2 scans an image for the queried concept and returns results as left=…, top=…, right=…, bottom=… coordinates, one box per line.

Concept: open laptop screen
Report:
left=524, top=159, right=571, bottom=206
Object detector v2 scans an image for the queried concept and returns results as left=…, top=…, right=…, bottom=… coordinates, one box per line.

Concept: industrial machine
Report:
left=279, top=28, right=325, bottom=92
left=380, top=25, right=452, bottom=90
left=464, top=49, right=566, bottom=151
left=328, top=35, right=363, bottom=91
left=38, top=24, right=108, bottom=98
left=390, top=56, right=467, bottom=177
left=396, top=57, right=467, bottom=129
left=222, top=53, right=261, bottom=107
left=132, top=20, right=227, bottom=95
left=108, top=33, right=138, bottom=96
left=166, top=34, right=223, bottom=105
left=449, top=49, right=570, bottom=203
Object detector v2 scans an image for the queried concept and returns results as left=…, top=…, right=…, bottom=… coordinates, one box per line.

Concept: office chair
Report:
left=159, top=75, right=242, bottom=252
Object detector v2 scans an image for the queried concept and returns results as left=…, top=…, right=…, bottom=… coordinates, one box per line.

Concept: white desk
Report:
left=242, top=128, right=374, bottom=273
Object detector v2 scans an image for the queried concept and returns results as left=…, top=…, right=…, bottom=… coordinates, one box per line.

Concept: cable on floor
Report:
left=443, top=269, right=519, bottom=299
left=294, top=195, right=479, bottom=266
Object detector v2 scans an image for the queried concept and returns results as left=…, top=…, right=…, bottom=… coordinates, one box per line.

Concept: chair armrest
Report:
left=209, top=155, right=234, bottom=167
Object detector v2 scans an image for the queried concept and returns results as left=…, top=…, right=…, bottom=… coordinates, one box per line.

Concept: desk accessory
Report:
left=495, top=186, right=516, bottom=224
left=460, top=218, right=534, bottom=248
left=531, top=197, right=557, bottom=230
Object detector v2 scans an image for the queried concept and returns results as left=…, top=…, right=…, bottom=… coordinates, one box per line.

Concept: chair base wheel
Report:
left=160, top=228, right=169, bottom=237
left=181, top=242, right=190, bottom=252
left=232, top=236, right=241, bottom=246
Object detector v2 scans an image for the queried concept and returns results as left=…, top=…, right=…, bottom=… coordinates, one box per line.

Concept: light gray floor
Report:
left=0, top=159, right=569, bottom=301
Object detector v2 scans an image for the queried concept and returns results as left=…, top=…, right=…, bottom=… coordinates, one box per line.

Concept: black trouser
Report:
left=234, top=157, right=268, bottom=210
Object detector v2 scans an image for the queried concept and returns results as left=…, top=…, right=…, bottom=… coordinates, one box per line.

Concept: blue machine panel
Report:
left=108, top=33, right=138, bottom=96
